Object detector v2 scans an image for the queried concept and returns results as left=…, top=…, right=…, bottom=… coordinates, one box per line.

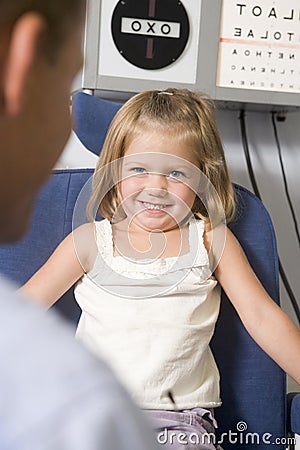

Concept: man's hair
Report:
left=0, top=1, right=84, bottom=57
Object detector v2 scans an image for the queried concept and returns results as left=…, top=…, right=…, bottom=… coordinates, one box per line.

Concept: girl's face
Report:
left=119, top=129, right=201, bottom=232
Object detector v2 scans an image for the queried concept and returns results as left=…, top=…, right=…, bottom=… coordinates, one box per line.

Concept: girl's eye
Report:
left=168, top=170, right=184, bottom=180
left=131, top=167, right=147, bottom=175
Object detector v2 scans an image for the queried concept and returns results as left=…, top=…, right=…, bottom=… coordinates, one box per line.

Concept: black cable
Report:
left=271, top=112, right=300, bottom=249
left=239, top=110, right=300, bottom=325
left=239, top=110, right=262, bottom=199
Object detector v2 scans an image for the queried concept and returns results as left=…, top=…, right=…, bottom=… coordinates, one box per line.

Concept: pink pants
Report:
left=143, top=407, right=218, bottom=450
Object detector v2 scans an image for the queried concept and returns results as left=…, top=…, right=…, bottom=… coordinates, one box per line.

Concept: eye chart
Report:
left=217, top=1, right=300, bottom=93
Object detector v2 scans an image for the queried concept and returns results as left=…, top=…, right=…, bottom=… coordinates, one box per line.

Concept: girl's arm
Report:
left=20, top=223, right=97, bottom=309
left=206, top=225, right=300, bottom=384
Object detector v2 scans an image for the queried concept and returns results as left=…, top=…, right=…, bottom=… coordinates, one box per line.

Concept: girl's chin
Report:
left=133, top=216, right=180, bottom=233
left=123, top=207, right=187, bottom=230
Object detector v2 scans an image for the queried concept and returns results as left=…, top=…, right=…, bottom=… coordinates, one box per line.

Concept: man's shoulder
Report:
left=0, top=274, right=124, bottom=405
left=0, top=279, right=157, bottom=449
left=0, top=276, right=129, bottom=436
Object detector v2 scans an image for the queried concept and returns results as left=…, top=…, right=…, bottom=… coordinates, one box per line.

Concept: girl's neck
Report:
left=111, top=220, right=190, bottom=260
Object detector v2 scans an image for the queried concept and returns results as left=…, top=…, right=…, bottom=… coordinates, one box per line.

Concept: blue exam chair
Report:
left=0, top=92, right=298, bottom=449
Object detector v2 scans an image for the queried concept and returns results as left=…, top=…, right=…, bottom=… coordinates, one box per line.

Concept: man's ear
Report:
left=4, top=12, right=47, bottom=116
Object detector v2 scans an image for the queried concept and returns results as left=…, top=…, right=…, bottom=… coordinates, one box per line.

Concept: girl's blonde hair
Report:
left=87, top=89, right=236, bottom=225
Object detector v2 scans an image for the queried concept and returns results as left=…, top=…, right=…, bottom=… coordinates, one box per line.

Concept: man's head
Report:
left=0, top=1, right=84, bottom=60
left=0, top=1, right=85, bottom=242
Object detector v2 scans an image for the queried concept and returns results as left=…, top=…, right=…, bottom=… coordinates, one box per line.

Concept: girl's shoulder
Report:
left=202, top=222, right=228, bottom=271
left=73, top=222, right=98, bottom=273
left=202, top=221, right=228, bottom=239
left=73, top=221, right=97, bottom=242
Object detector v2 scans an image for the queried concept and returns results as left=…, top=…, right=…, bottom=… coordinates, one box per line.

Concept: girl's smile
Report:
left=140, top=201, right=170, bottom=212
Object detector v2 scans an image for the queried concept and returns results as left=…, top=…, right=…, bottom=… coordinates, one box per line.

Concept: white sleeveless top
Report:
left=74, top=219, right=222, bottom=409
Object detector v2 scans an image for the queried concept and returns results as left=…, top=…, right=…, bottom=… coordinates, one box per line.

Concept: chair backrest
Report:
left=0, top=92, right=285, bottom=449
left=72, top=92, right=122, bottom=156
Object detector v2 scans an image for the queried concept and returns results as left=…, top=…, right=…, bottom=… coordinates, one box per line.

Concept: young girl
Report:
left=21, top=89, right=300, bottom=449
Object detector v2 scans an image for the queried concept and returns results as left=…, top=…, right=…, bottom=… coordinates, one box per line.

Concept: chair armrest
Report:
left=287, top=392, right=300, bottom=434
